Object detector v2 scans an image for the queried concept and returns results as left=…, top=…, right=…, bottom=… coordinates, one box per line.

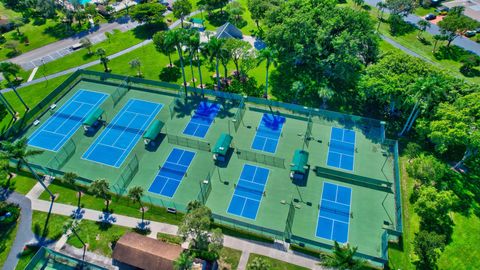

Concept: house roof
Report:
left=215, top=22, right=243, bottom=39
left=112, top=232, right=184, bottom=270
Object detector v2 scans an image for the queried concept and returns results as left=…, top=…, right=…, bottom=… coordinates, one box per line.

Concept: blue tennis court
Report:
left=227, top=164, right=269, bottom=220
left=327, top=127, right=356, bottom=171
left=251, top=113, right=286, bottom=153
left=148, top=148, right=195, bottom=197
left=316, top=182, right=352, bottom=243
left=183, top=101, right=220, bottom=138
left=28, top=90, right=108, bottom=151
left=82, top=99, right=163, bottom=167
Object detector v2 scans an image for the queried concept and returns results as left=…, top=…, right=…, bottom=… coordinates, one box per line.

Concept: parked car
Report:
left=465, top=30, right=476, bottom=37
left=435, top=6, right=449, bottom=15
left=425, top=14, right=437, bottom=20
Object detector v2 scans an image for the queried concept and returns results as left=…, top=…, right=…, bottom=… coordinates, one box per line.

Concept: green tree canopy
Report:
left=173, top=0, right=192, bottom=27
left=247, top=0, right=281, bottom=29
left=321, top=241, right=366, bottom=270
left=413, top=230, right=446, bottom=270
left=438, top=7, right=479, bottom=46
left=131, top=3, right=166, bottom=24
left=407, top=154, right=447, bottom=186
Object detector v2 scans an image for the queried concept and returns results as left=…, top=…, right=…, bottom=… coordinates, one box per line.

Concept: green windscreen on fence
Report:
left=46, top=139, right=76, bottom=170
left=167, top=133, right=211, bottom=152
left=233, top=98, right=246, bottom=132
left=284, top=201, right=296, bottom=241
left=113, top=154, right=139, bottom=195
left=236, top=148, right=285, bottom=168
left=314, top=166, right=393, bottom=192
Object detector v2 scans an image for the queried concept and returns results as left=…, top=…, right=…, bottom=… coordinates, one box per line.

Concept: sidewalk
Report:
left=30, top=198, right=323, bottom=269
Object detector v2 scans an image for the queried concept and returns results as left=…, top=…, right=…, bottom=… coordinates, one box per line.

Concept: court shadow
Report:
left=145, top=133, right=166, bottom=152
left=215, top=147, right=234, bottom=168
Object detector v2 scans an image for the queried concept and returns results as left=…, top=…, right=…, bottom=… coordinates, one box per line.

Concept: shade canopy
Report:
left=190, top=18, right=204, bottom=24
left=213, top=133, right=232, bottom=156
left=82, top=107, right=104, bottom=127
left=291, top=149, right=309, bottom=174
left=143, top=120, right=164, bottom=140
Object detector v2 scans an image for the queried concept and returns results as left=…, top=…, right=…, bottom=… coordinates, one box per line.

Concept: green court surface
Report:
left=15, top=71, right=401, bottom=264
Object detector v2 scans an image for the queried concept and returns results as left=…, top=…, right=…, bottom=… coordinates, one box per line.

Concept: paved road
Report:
left=366, top=0, right=480, bottom=55
left=9, top=17, right=140, bottom=70
left=1, top=190, right=35, bottom=270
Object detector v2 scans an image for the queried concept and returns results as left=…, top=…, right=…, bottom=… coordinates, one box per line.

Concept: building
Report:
left=112, top=232, right=184, bottom=270
left=215, top=22, right=243, bottom=39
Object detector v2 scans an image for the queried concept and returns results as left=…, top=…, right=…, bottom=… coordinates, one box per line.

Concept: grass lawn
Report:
left=67, top=218, right=130, bottom=257
left=0, top=219, right=19, bottom=269
left=8, top=172, right=37, bottom=195
left=33, top=29, right=146, bottom=79
left=219, top=247, right=242, bottom=270
left=247, top=253, right=309, bottom=270
left=157, top=232, right=183, bottom=245
left=0, top=74, right=70, bottom=132
left=415, top=7, right=435, bottom=17
left=31, top=211, right=70, bottom=242
left=39, top=180, right=184, bottom=225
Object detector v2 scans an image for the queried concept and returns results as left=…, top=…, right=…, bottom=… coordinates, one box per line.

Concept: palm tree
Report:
left=153, top=31, right=176, bottom=68
left=318, top=85, right=335, bottom=108
left=89, top=179, right=111, bottom=213
left=320, top=241, right=366, bottom=270
left=0, top=91, right=16, bottom=118
left=1, top=138, right=54, bottom=200
left=432, top=34, right=446, bottom=53
left=353, top=0, right=365, bottom=9
left=12, top=17, right=24, bottom=36
left=62, top=172, right=81, bottom=211
left=128, top=186, right=146, bottom=227
left=0, top=62, right=29, bottom=111
left=80, top=37, right=93, bottom=55
left=174, top=252, right=193, bottom=270
left=63, top=219, right=86, bottom=261
left=186, top=30, right=200, bottom=89
left=187, top=200, right=202, bottom=212
left=376, top=2, right=387, bottom=31
left=417, top=20, right=430, bottom=40
left=219, top=46, right=231, bottom=87
left=203, top=37, right=225, bottom=91
left=167, top=29, right=189, bottom=94
left=257, top=48, right=278, bottom=99
left=129, top=58, right=142, bottom=77
left=96, top=48, right=110, bottom=72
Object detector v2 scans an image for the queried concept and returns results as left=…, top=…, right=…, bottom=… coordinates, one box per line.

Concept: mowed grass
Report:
left=31, top=211, right=70, bottom=242
left=67, top=219, right=130, bottom=257
left=247, top=253, right=309, bottom=270
left=34, top=29, right=146, bottom=79
left=8, top=172, right=38, bottom=195
left=219, top=246, right=242, bottom=270
left=0, top=218, right=19, bottom=269
left=39, top=180, right=184, bottom=225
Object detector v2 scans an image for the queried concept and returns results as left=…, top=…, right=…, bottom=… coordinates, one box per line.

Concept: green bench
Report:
left=290, top=149, right=309, bottom=180
left=82, top=107, right=104, bottom=132
left=212, top=133, right=233, bottom=162
left=143, top=120, right=164, bottom=145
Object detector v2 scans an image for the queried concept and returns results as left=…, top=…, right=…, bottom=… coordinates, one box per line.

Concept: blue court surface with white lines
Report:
left=227, top=164, right=269, bottom=220
left=316, top=182, right=352, bottom=243
left=251, top=113, right=286, bottom=153
left=28, top=90, right=108, bottom=151
left=327, top=127, right=356, bottom=171
left=183, top=101, right=220, bottom=138
left=82, top=99, right=163, bottom=167
left=148, top=148, right=195, bottom=197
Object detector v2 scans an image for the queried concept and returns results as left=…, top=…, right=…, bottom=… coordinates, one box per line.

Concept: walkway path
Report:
left=365, top=0, right=480, bottom=55
left=10, top=17, right=140, bottom=71
left=28, top=197, right=323, bottom=269
left=1, top=190, right=35, bottom=270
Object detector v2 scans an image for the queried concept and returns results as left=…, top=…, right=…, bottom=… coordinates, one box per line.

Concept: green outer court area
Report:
left=7, top=70, right=402, bottom=264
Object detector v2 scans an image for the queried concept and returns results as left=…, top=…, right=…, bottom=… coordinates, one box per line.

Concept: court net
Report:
left=284, top=201, right=296, bottom=240
left=304, top=114, right=313, bottom=148
left=113, top=154, right=139, bottom=195
left=233, top=98, right=246, bottom=132
left=236, top=183, right=265, bottom=197
left=236, top=148, right=285, bottom=169
left=166, top=133, right=211, bottom=152
left=319, top=204, right=352, bottom=218
left=46, top=139, right=76, bottom=170
left=314, top=166, right=393, bottom=192
left=111, top=77, right=129, bottom=106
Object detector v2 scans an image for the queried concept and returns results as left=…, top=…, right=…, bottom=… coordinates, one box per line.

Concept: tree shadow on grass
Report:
left=133, top=22, right=167, bottom=40
left=207, top=11, right=230, bottom=27
left=159, top=66, right=181, bottom=82
left=434, top=45, right=471, bottom=61
left=43, top=23, right=75, bottom=39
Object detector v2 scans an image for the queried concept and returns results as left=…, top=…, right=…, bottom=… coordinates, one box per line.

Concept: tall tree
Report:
left=167, top=28, right=189, bottom=94
left=407, top=154, right=447, bottom=186
left=173, top=0, right=192, bottom=28
left=186, top=30, right=201, bottom=89
left=413, top=230, right=446, bottom=270
left=128, top=186, right=146, bottom=227
left=226, top=1, right=245, bottom=26
left=376, top=2, right=387, bottom=31
left=96, top=48, right=110, bottom=72
left=11, top=17, right=24, bottom=36
left=0, top=62, right=29, bottom=111
left=174, top=252, right=193, bottom=270
left=438, top=7, right=479, bottom=47
left=80, top=37, right=93, bottom=55
left=417, top=20, right=430, bottom=39
left=247, top=0, right=281, bottom=30
left=62, top=172, right=82, bottom=212
left=131, top=3, right=166, bottom=24
left=153, top=31, right=176, bottom=68
left=203, top=37, right=225, bottom=91
left=432, top=34, right=447, bottom=53
left=385, top=0, right=417, bottom=17
left=89, top=179, right=112, bottom=213
left=1, top=138, right=42, bottom=170
left=63, top=219, right=87, bottom=261
left=256, top=47, right=277, bottom=98
left=321, top=241, right=366, bottom=270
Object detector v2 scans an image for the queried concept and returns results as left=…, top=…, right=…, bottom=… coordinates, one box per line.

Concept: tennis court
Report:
left=316, top=182, right=352, bottom=243
left=251, top=113, right=285, bottom=153
left=227, top=164, right=269, bottom=220
left=28, top=90, right=108, bottom=151
left=327, top=127, right=356, bottom=171
left=183, top=101, right=220, bottom=138
left=82, top=99, right=163, bottom=167
left=148, top=148, right=195, bottom=197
